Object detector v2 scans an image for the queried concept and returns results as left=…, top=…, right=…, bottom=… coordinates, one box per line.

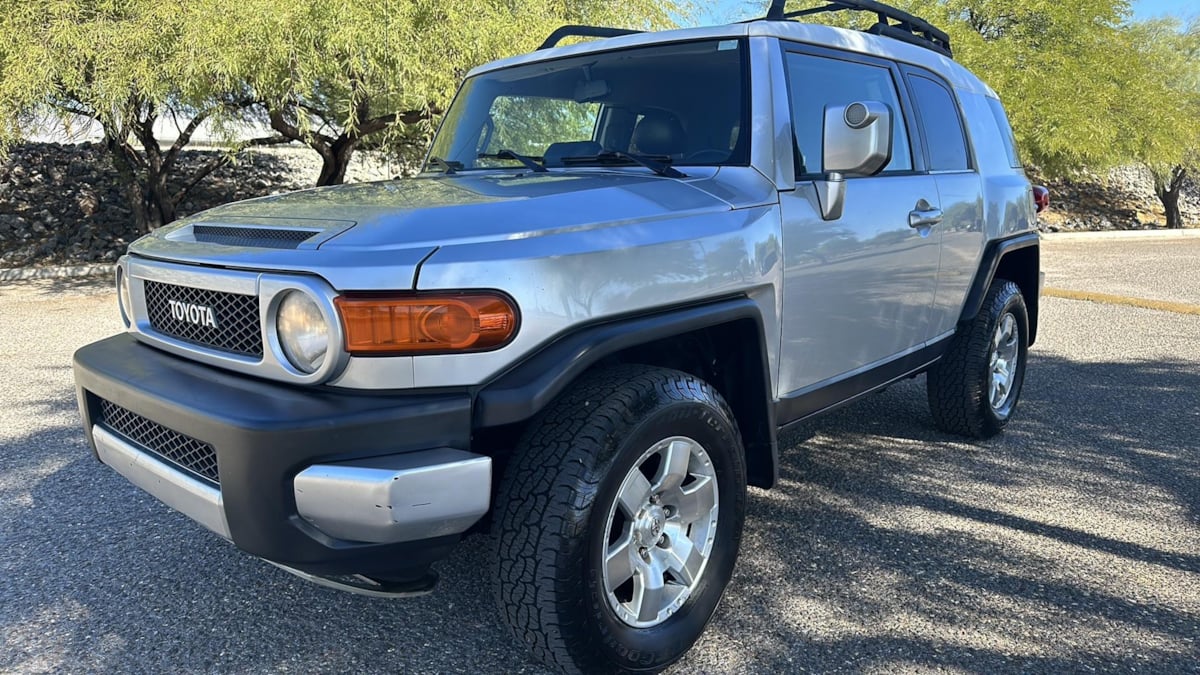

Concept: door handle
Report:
left=908, top=203, right=943, bottom=229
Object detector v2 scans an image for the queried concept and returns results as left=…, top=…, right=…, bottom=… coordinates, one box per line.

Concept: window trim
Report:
left=779, top=41, right=928, bottom=181
left=900, top=66, right=978, bottom=174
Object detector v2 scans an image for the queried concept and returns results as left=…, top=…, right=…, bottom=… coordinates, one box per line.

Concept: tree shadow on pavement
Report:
left=1, top=352, right=1197, bottom=674
left=693, top=351, right=1199, bottom=673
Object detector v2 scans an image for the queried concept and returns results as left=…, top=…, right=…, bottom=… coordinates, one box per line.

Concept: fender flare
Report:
left=473, top=296, right=779, bottom=487
left=959, top=231, right=1041, bottom=342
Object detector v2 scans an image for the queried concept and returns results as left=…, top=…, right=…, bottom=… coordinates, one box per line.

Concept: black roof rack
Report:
left=539, top=25, right=644, bottom=50
left=763, top=0, right=952, bottom=58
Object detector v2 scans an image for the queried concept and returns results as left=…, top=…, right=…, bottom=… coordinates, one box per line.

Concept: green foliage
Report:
left=194, top=0, right=680, bottom=183
left=0, top=0, right=279, bottom=231
left=784, top=0, right=1200, bottom=182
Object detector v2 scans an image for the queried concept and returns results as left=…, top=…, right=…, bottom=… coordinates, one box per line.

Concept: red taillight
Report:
left=1033, top=185, right=1050, bottom=214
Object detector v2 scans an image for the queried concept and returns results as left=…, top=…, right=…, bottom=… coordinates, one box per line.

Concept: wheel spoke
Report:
left=653, top=438, right=693, bottom=492
left=617, top=470, right=653, bottom=516
left=629, top=562, right=667, bottom=624
left=671, top=474, right=716, bottom=522
left=605, top=532, right=636, bottom=591
left=662, top=534, right=705, bottom=586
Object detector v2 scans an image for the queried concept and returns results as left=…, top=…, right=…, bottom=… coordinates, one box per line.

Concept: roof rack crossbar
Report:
left=539, top=25, right=644, bottom=51
left=764, top=0, right=952, bottom=58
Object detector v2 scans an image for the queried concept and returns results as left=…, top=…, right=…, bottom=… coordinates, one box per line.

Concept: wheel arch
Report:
left=473, top=296, right=779, bottom=489
left=960, top=232, right=1040, bottom=345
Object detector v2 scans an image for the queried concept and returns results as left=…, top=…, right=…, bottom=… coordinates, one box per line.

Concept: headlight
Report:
left=117, top=266, right=133, bottom=327
left=276, top=291, right=331, bottom=374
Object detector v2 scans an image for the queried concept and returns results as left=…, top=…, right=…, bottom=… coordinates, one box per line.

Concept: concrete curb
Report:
left=0, top=263, right=114, bottom=284
left=1042, top=228, right=1200, bottom=241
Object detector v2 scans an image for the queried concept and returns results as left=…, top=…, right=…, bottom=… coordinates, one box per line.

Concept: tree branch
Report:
left=163, top=108, right=213, bottom=172
left=169, top=135, right=293, bottom=206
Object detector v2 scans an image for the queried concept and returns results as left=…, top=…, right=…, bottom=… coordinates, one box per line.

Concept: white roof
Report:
left=467, top=20, right=995, bottom=97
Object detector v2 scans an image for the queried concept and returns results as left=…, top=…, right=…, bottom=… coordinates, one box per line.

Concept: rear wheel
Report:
left=493, top=365, right=747, bottom=674
left=927, top=279, right=1029, bottom=438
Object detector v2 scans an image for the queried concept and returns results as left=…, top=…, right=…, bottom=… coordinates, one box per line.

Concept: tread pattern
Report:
left=927, top=279, right=1026, bottom=438
left=491, top=365, right=740, bottom=675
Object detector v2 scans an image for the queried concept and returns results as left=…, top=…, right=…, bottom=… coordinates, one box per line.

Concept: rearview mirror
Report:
left=814, top=101, right=894, bottom=221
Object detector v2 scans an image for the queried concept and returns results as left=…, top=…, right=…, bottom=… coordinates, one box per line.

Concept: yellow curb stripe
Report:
left=1043, top=287, right=1200, bottom=316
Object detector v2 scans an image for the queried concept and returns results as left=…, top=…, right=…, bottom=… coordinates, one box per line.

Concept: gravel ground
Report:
left=1, top=242, right=1197, bottom=673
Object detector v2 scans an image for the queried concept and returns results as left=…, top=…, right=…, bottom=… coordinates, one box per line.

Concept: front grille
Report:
left=144, top=280, right=263, bottom=357
left=192, top=225, right=316, bottom=249
left=97, top=398, right=219, bottom=485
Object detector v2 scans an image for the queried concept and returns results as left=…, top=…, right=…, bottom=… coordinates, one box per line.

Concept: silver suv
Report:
left=73, top=2, right=1043, bottom=673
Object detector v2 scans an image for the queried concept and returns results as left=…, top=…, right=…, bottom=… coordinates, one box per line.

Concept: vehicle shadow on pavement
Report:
left=2, top=354, right=1197, bottom=674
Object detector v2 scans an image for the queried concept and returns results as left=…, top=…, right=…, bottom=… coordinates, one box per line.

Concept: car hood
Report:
left=129, top=169, right=774, bottom=289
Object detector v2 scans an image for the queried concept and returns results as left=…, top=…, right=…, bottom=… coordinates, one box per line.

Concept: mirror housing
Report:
left=814, top=101, right=895, bottom=221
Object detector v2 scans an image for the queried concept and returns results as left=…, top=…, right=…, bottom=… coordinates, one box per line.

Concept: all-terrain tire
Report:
left=927, top=279, right=1029, bottom=438
left=492, top=365, right=747, bottom=675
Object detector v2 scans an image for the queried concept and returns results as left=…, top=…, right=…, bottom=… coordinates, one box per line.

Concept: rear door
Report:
left=901, top=67, right=985, bottom=338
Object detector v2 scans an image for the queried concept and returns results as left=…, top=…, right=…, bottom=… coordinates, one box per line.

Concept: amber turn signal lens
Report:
left=334, top=293, right=518, bottom=355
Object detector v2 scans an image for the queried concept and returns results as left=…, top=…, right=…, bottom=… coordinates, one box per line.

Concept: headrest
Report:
left=631, top=110, right=686, bottom=156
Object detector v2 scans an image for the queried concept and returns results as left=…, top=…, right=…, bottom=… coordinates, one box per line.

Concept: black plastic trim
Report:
left=959, top=231, right=1040, bottom=325
left=74, top=334, right=471, bottom=577
left=764, top=0, right=952, bottom=57
left=777, top=337, right=950, bottom=427
left=476, top=297, right=767, bottom=426
left=539, top=25, right=643, bottom=50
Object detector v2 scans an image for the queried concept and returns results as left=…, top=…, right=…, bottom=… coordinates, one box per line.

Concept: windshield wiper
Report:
left=560, top=150, right=687, bottom=178
left=478, top=149, right=548, bottom=173
left=426, top=156, right=464, bottom=175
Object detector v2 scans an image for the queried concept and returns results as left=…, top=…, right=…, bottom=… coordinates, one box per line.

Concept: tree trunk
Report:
left=1154, top=165, right=1187, bottom=230
left=316, top=137, right=358, bottom=186
left=104, top=132, right=158, bottom=233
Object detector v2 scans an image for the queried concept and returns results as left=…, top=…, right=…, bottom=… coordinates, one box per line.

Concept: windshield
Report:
left=427, top=39, right=749, bottom=172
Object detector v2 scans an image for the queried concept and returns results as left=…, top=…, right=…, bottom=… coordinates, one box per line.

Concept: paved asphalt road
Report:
left=2, top=239, right=1198, bottom=674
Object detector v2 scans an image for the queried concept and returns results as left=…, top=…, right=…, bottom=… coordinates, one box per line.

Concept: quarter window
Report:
left=986, top=96, right=1023, bottom=168
left=909, top=75, right=970, bottom=171
left=784, top=52, right=913, bottom=176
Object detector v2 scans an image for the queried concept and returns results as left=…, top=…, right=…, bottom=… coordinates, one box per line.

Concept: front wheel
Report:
left=927, top=279, right=1030, bottom=438
left=493, top=365, right=747, bottom=674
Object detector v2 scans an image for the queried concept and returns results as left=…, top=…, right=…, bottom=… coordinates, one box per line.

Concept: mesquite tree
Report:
left=201, top=0, right=680, bottom=186
left=0, top=1, right=288, bottom=232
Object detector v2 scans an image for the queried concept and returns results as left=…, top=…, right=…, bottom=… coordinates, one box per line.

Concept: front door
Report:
left=776, top=47, right=942, bottom=399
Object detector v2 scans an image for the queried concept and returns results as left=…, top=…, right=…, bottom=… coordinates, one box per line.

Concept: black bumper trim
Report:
left=74, top=334, right=472, bottom=576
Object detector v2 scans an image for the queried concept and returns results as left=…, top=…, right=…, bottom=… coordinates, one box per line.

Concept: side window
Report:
left=784, top=51, right=913, bottom=176
left=986, top=96, right=1023, bottom=168
left=909, top=75, right=970, bottom=171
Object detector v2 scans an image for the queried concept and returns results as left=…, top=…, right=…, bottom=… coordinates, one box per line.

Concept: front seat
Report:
left=631, top=110, right=686, bottom=157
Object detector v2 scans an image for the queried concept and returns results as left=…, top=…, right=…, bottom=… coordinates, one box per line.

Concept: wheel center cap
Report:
left=634, top=505, right=668, bottom=546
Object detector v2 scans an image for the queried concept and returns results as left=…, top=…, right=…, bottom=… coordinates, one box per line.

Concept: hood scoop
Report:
left=162, top=217, right=356, bottom=251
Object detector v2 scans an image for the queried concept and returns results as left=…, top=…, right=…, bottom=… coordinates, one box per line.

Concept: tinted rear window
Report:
left=910, top=75, right=970, bottom=171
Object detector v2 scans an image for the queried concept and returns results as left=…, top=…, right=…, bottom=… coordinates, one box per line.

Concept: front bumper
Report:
left=74, top=334, right=485, bottom=578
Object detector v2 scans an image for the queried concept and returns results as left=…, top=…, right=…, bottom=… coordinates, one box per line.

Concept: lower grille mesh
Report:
left=97, top=398, right=219, bottom=485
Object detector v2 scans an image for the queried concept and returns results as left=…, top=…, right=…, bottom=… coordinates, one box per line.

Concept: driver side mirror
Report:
left=814, top=101, right=894, bottom=221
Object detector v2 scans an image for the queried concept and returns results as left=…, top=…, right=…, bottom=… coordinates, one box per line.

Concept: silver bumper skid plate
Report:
left=293, top=448, right=492, bottom=544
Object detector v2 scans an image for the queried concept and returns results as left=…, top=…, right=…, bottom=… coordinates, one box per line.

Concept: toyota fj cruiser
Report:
left=73, top=1, right=1045, bottom=672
